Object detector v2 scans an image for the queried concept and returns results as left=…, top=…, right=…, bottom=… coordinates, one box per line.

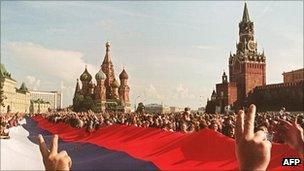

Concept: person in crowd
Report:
left=280, top=117, right=304, bottom=154
left=0, top=113, right=23, bottom=139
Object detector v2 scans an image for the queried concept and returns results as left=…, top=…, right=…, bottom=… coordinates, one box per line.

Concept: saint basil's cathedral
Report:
left=73, top=42, right=131, bottom=112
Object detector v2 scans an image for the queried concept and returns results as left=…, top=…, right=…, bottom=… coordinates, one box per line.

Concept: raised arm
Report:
left=37, top=134, right=72, bottom=171
left=235, top=104, right=272, bottom=171
left=280, top=117, right=304, bottom=154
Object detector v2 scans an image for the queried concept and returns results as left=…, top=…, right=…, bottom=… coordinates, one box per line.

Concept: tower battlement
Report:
left=255, top=80, right=304, bottom=90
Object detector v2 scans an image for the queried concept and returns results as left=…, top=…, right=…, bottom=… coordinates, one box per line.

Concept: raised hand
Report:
left=235, top=104, right=272, bottom=171
left=37, top=134, right=72, bottom=171
left=280, top=117, right=304, bottom=154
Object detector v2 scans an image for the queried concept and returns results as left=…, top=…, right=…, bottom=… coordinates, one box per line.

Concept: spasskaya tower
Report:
left=229, top=2, right=266, bottom=106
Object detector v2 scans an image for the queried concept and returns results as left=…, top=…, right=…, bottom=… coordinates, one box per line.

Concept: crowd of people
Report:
left=37, top=104, right=303, bottom=171
left=1, top=105, right=303, bottom=171
left=0, top=113, right=24, bottom=139
left=41, top=107, right=304, bottom=144
left=2, top=106, right=303, bottom=145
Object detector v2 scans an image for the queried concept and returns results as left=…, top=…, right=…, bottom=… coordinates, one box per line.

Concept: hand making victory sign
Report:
left=235, top=104, right=272, bottom=171
left=37, top=134, right=72, bottom=171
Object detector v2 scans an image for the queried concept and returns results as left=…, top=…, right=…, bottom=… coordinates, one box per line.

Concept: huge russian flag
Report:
left=1, top=116, right=303, bottom=170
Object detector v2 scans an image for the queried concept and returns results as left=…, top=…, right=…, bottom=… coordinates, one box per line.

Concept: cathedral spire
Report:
left=242, top=2, right=250, bottom=22
left=102, top=42, right=112, bottom=65
left=222, top=70, right=228, bottom=83
left=106, top=41, right=110, bottom=52
left=101, top=41, right=116, bottom=99
left=119, top=68, right=129, bottom=80
left=74, top=79, right=80, bottom=96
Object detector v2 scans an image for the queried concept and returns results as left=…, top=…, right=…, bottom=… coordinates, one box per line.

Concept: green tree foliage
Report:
left=0, top=76, right=6, bottom=107
left=73, top=95, right=98, bottom=112
left=136, top=102, right=145, bottom=113
left=82, top=95, right=95, bottom=111
left=73, top=94, right=84, bottom=112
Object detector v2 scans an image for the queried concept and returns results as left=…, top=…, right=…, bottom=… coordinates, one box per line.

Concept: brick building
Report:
left=283, top=68, right=304, bottom=84
left=205, top=3, right=303, bottom=113
left=247, top=67, right=303, bottom=111
left=247, top=81, right=304, bottom=111
left=206, top=3, right=266, bottom=113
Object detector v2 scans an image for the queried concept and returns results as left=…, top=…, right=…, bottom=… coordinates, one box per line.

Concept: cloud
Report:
left=264, top=25, right=303, bottom=83
left=193, top=45, right=215, bottom=50
left=4, top=42, right=100, bottom=107
left=174, top=84, right=196, bottom=100
left=132, top=83, right=206, bottom=108
left=175, top=84, right=189, bottom=98
left=60, top=80, right=75, bottom=106
left=255, top=1, right=276, bottom=19
left=5, top=42, right=98, bottom=82
left=26, top=75, right=41, bottom=90
left=143, top=84, right=162, bottom=101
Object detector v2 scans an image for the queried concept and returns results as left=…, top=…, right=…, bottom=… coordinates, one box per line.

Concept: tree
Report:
left=136, top=102, right=145, bottom=113
left=73, top=95, right=98, bottom=112
left=72, top=94, right=84, bottom=112
left=0, top=76, right=6, bottom=108
left=0, top=64, right=9, bottom=114
left=82, top=95, right=95, bottom=112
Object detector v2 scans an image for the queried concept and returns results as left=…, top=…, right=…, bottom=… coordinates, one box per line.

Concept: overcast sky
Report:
left=1, top=1, right=303, bottom=109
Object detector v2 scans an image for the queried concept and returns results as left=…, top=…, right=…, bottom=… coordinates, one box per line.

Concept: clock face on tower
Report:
left=247, top=40, right=256, bottom=51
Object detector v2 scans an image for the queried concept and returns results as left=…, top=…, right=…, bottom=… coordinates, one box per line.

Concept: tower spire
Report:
left=242, top=2, right=250, bottom=22
left=101, top=41, right=116, bottom=99
left=102, top=42, right=112, bottom=65
left=222, top=70, right=227, bottom=83
left=106, top=41, right=110, bottom=52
